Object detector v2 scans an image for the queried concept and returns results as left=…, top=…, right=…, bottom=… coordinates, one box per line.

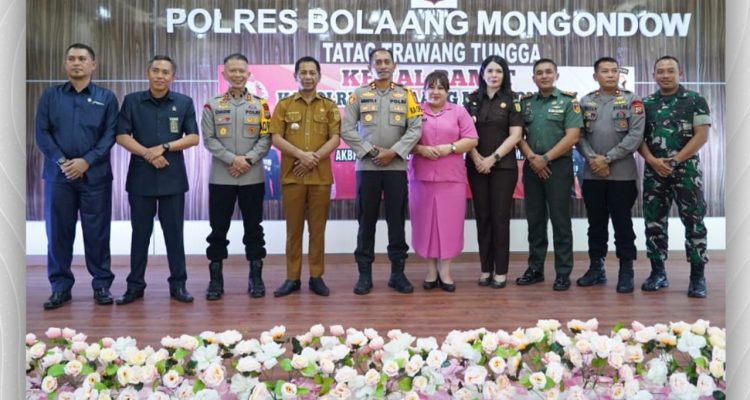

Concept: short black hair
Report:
left=368, top=48, right=394, bottom=65
left=223, top=53, right=248, bottom=64
left=424, top=71, right=450, bottom=91
left=148, top=55, right=177, bottom=74
left=594, top=57, right=619, bottom=72
left=533, top=58, right=557, bottom=72
left=66, top=43, right=95, bottom=60
left=295, top=56, right=321, bottom=74
left=654, top=55, right=680, bottom=70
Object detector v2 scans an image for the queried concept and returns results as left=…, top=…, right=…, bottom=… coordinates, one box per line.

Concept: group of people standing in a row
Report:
left=36, top=43, right=710, bottom=310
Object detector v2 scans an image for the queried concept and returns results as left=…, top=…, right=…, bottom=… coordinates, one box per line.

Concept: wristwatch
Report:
left=162, top=142, right=171, bottom=152
left=603, top=155, right=612, bottom=164
left=367, top=148, right=380, bottom=158
left=450, top=143, right=457, bottom=154
left=56, top=157, right=67, bottom=166
left=541, top=154, right=550, bottom=164
left=493, top=153, right=502, bottom=163
left=669, top=158, right=679, bottom=168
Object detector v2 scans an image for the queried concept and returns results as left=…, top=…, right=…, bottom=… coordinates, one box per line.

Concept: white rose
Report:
left=365, top=369, right=381, bottom=386
left=403, top=391, right=420, bottom=400
left=625, top=345, right=644, bottom=363
left=646, top=358, right=668, bottom=386
left=654, top=323, right=668, bottom=334
left=565, top=386, right=586, bottom=400
left=178, top=334, right=199, bottom=351
left=346, top=332, right=368, bottom=347
left=669, top=372, right=693, bottom=394
left=201, top=363, right=225, bottom=387
left=117, top=365, right=133, bottom=386
left=162, top=369, right=182, bottom=388
left=320, top=358, right=335, bottom=374
left=453, top=388, right=476, bottom=400
left=630, top=390, right=654, bottom=400
left=608, top=351, right=625, bottom=369
left=369, top=336, right=385, bottom=350
left=363, top=328, right=378, bottom=339
left=194, top=388, right=220, bottom=400
left=310, top=324, right=325, bottom=337
left=85, top=343, right=101, bottom=361
left=291, top=354, right=308, bottom=369
left=525, top=327, right=545, bottom=343
left=537, top=319, right=561, bottom=331
left=575, top=339, right=592, bottom=354
left=41, top=351, right=63, bottom=369
left=464, top=365, right=488, bottom=386
left=495, top=374, right=511, bottom=389
left=86, top=372, right=102, bottom=387
left=545, top=388, right=560, bottom=400
left=29, top=342, right=46, bottom=359
left=331, top=344, right=350, bottom=361
left=616, top=328, right=632, bottom=341
left=712, top=347, right=726, bottom=363
left=545, top=362, right=564, bottom=384
left=488, top=356, right=506, bottom=375
left=410, top=375, right=428, bottom=392
left=482, top=381, right=501, bottom=399
left=335, top=366, right=358, bottom=384
left=670, top=321, right=692, bottom=336
left=329, top=383, right=352, bottom=399
left=41, top=376, right=58, bottom=393
left=270, top=325, right=286, bottom=341
left=237, top=356, right=262, bottom=373
left=61, top=327, right=76, bottom=339
left=634, top=327, right=657, bottom=343
left=691, top=319, right=710, bottom=336
left=709, top=360, right=724, bottom=379
left=249, top=382, right=272, bottom=400
left=553, top=331, right=571, bottom=347
left=219, top=330, right=242, bottom=347
left=609, top=383, right=625, bottom=399
left=57, top=393, right=75, bottom=400
left=507, top=354, right=522, bottom=377
left=696, top=373, right=717, bottom=396
left=426, top=349, right=447, bottom=369
left=147, top=392, right=170, bottom=400
left=175, top=382, right=195, bottom=399
left=676, top=331, right=707, bottom=359
left=415, top=337, right=438, bottom=353
left=405, top=355, right=425, bottom=377
left=116, top=388, right=139, bottom=400
left=71, top=341, right=88, bottom=354
left=383, top=360, right=400, bottom=377
left=529, top=371, right=547, bottom=390
left=127, top=349, right=147, bottom=366
left=26, top=333, right=37, bottom=345
left=99, top=347, right=118, bottom=363
left=481, top=333, right=498, bottom=353
left=619, top=365, right=634, bottom=382
left=330, top=325, right=345, bottom=336
left=64, top=359, right=83, bottom=377
left=281, top=382, right=297, bottom=399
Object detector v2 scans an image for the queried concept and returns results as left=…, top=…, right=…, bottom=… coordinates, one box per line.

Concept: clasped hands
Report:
left=59, top=158, right=90, bottom=180
left=526, top=154, right=552, bottom=179
left=142, top=145, right=169, bottom=169
left=416, top=144, right=452, bottom=161
left=588, top=155, right=610, bottom=178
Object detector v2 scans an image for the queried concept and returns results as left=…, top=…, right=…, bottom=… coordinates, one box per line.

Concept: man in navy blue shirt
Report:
left=35, top=43, right=118, bottom=310
left=115, top=55, right=199, bottom=304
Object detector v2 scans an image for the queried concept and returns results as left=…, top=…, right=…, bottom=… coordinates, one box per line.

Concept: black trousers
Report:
left=468, top=167, right=518, bottom=275
left=126, top=193, right=186, bottom=291
left=206, top=183, right=266, bottom=262
left=354, top=171, right=409, bottom=264
left=582, top=179, right=638, bottom=261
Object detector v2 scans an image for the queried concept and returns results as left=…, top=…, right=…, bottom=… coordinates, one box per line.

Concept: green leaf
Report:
left=105, top=363, right=118, bottom=377
left=713, top=390, right=726, bottom=400
left=374, top=385, right=386, bottom=398
left=344, top=356, right=354, bottom=367
left=155, top=360, right=166, bottom=375
left=635, top=363, right=645, bottom=376
left=696, top=357, right=708, bottom=369
left=292, top=338, right=303, bottom=354
left=301, top=363, right=318, bottom=377
left=320, top=377, right=333, bottom=396
left=298, top=387, right=310, bottom=395
left=47, top=364, right=65, bottom=378
left=519, top=375, right=531, bottom=389
left=612, top=322, right=625, bottom=333
left=173, top=347, right=188, bottom=361
left=81, top=364, right=94, bottom=376
left=531, top=354, right=542, bottom=367
left=274, top=380, right=285, bottom=398
left=192, top=379, right=205, bottom=393
left=279, top=358, right=293, bottom=372
left=47, top=392, right=55, bottom=400
left=396, top=358, right=405, bottom=369
left=591, top=357, right=606, bottom=369
left=95, top=382, right=107, bottom=391
left=544, top=376, right=555, bottom=390
left=398, top=377, right=413, bottom=392
left=174, top=365, right=185, bottom=375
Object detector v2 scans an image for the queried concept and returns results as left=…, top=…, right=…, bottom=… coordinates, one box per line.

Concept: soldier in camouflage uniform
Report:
left=638, top=56, right=711, bottom=298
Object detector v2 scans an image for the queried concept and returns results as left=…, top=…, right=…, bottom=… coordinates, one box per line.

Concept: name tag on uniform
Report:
left=169, top=117, right=179, bottom=134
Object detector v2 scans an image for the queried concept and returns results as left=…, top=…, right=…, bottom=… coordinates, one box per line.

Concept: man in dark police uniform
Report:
left=115, top=55, right=199, bottom=304
left=35, top=43, right=118, bottom=309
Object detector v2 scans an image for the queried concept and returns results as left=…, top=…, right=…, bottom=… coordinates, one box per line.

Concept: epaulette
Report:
left=317, top=92, right=336, bottom=103
left=520, top=92, right=534, bottom=100
left=560, top=90, right=577, bottom=98
left=585, top=90, right=597, bottom=97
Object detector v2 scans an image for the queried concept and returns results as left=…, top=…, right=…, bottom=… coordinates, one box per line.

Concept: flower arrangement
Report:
left=26, top=320, right=725, bottom=399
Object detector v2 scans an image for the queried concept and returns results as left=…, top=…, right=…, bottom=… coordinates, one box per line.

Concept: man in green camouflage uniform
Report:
left=517, top=58, right=583, bottom=291
left=639, top=56, right=711, bottom=298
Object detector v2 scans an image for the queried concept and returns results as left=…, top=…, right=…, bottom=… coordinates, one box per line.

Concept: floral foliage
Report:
left=26, top=320, right=726, bottom=399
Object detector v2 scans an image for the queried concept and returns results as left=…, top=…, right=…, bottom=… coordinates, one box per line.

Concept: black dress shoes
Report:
left=309, top=277, right=330, bottom=297
left=93, top=288, right=114, bottom=305
left=439, top=279, right=456, bottom=292
left=274, top=280, right=301, bottom=297
left=477, top=275, right=492, bottom=286
left=43, top=291, right=72, bottom=310
left=170, top=287, right=194, bottom=303
left=516, top=269, right=545, bottom=285
left=115, top=289, right=144, bottom=305
left=422, top=279, right=439, bottom=290
left=553, top=275, right=571, bottom=291
left=490, top=279, right=507, bottom=289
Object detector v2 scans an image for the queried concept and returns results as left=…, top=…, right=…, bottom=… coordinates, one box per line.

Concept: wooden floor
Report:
left=26, top=252, right=724, bottom=346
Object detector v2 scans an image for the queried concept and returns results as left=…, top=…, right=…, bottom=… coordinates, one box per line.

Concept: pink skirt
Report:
left=409, top=180, right=466, bottom=259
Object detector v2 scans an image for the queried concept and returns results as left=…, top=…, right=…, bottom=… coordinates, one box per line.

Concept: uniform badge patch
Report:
left=248, top=127, right=256, bottom=134
left=632, top=100, right=644, bottom=115
left=572, top=103, right=581, bottom=113
left=219, top=127, right=227, bottom=136
left=169, top=117, right=179, bottom=134
left=394, top=114, right=402, bottom=122
left=348, top=94, right=358, bottom=105
left=514, top=102, right=521, bottom=112
left=500, top=102, right=507, bottom=109
left=364, top=113, right=373, bottom=122
left=618, top=120, right=628, bottom=130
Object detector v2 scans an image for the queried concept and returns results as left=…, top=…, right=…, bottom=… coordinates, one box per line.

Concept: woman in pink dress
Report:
left=409, top=71, right=478, bottom=292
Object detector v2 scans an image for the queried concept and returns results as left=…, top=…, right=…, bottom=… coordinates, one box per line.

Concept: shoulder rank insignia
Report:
left=561, top=90, right=577, bottom=98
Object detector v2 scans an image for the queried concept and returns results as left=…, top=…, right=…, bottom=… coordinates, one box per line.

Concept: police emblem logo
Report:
left=219, top=127, right=227, bottom=136
left=169, top=117, right=179, bottom=134
left=394, top=114, right=402, bottom=122
left=632, top=100, right=645, bottom=115
left=364, top=114, right=373, bottom=122
left=618, top=120, right=628, bottom=129
left=248, top=127, right=256, bottom=134
left=348, top=94, right=358, bottom=105
left=500, top=102, right=507, bottom=109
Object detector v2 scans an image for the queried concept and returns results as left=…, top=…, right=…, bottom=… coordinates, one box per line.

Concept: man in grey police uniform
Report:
left=341, top=48, right=422, bottom=295
left=576, top=57, right=645, bottom=293
left=202, top=53, right=271, bottom=300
